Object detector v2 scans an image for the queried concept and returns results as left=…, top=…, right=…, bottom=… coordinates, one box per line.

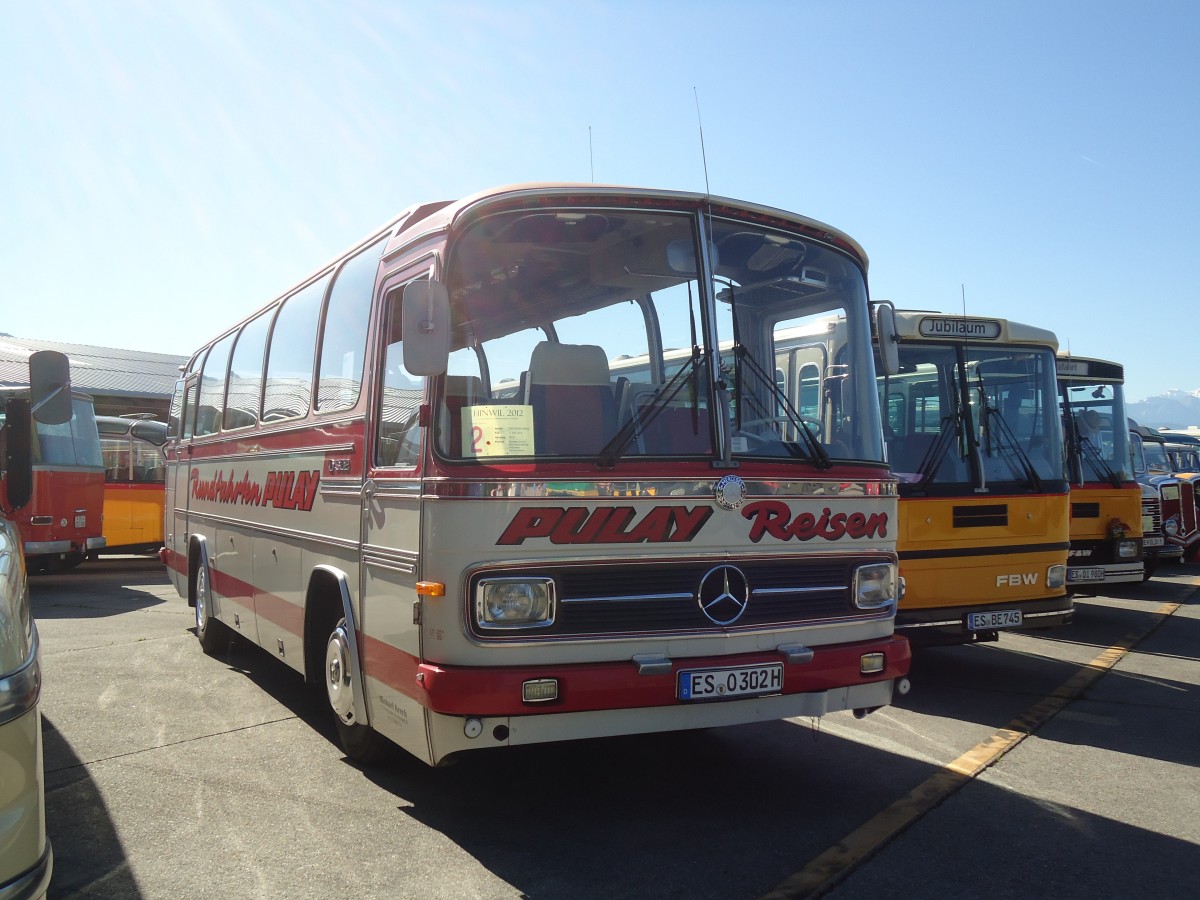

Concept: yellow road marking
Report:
left=760, top=600, right=1183, bottom=900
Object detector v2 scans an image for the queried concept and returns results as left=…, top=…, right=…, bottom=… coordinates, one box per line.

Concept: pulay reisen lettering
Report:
left=495, top=502, right=887, bottom=545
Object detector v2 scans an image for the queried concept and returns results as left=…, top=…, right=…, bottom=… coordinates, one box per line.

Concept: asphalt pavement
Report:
left=30, top=557, right=1200, bottom=899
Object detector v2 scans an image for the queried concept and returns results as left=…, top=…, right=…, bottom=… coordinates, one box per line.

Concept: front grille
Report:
left=1142, top=496, right=1162, bottom=533
left=468, top=557, right=884, bottom=639
left=953, top=504, right=1009, bottom=528
left=1181, top=481, right=1198, bottom=536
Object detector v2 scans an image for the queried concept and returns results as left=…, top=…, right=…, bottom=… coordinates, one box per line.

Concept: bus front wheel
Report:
left=324, top=618, right=392, bottom=765
left=194, top=559, right=232, bottom=655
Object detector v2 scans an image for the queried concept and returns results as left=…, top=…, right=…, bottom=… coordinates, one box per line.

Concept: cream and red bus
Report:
left=875, top=311, right=1071, bottom=643
left=162, top=184, right=910, bottom=766
left=1055, top=355, right=1145, bottom=584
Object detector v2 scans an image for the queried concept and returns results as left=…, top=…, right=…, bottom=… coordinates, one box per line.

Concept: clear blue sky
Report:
left=2, top=1, right=1197, bottom=401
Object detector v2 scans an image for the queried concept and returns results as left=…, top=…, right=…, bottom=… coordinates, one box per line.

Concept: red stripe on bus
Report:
left=360, top=633, right=911, bottom=717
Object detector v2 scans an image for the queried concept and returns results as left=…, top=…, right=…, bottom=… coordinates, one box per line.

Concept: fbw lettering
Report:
left=996, top=573, right=1039, bottom=587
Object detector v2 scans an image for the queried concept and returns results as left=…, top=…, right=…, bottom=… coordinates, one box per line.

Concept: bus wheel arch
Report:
left=304, top=566, right=392, bottom=764
left=189, top=537, right=231, bottom=654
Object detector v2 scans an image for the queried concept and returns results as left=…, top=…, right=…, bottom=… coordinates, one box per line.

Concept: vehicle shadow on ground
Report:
left=41, top=718, right=143, bottom=899
left=28, top=557, right=169, bottom=619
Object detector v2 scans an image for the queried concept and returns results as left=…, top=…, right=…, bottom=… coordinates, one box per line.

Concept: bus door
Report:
left=165, top=375, right=198, bottom=594
left=358, top=275, right=430, bottom=761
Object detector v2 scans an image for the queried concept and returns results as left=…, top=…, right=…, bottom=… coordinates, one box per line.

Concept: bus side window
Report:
left=377, top=295, right=424, bottom=468
left=195, top=332, right=234, bottom=437
left=262, top=274, right=329, bottom=422
left=223, top=311, right=271, bottom=430
left=316, top=238, right=385, bottom=413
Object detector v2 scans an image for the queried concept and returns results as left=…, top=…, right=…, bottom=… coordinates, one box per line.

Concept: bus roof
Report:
left=891, top=309, right=1058, bottom=350
left=1055, top=353, right=1125, bottom=382
left=384, top=183, right=870, bottom=270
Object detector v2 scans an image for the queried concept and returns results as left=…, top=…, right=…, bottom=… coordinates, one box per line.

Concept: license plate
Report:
left=1068, top=567, right=1106, bottom=583
left=678, top=663, right=784, bottom=701
left=967, top=609, right=1023, bottom=631
left=1144, top=535, right=1164, bottom=547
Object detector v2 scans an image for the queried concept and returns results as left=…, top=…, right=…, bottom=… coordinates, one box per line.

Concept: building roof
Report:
left=0, top=334, right=185, bottom=399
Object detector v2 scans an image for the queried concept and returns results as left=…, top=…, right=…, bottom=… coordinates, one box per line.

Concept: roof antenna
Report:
left=961, top=283, right=967, bottom=317
left=589, top=126, right=594, bottom=183
left=694, top=87, right=711, bottom=196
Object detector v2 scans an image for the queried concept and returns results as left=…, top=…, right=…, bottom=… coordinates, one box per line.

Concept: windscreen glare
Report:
left=435, top=205, right=881, bottom=465
left=881, top=344, right=1063, bottom=488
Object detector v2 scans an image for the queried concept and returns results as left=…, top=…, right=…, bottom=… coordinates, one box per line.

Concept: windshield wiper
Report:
left=915, top=414, right=963, bottom=488
left=596, top=348, right=706, bottom=469
left=980, top=403, right=1042, bottom=491
left=730, top=345, right=832, bottom=469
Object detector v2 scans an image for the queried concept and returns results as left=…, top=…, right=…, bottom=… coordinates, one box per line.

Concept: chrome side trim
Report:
left=179, top=509, right=360, bottom=552
left=0, top=627, right=41, bottom=727
left=753, top=584, right=850, bottom=596
left=421, top=477, right=897, bottom=499
left=362, top=554, right=417, bottom=576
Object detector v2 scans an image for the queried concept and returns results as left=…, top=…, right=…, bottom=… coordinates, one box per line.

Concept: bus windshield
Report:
left=31, top=398, right=103, bottom=467
left=883, top=343, right=1062, bottom=489
left=433, top=206, right=881, bottom=465
left=1061, top=381, right=1133, bottom=484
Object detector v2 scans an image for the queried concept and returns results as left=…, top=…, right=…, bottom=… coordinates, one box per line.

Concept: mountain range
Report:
left=1126, top=389, right=1200, bottom=430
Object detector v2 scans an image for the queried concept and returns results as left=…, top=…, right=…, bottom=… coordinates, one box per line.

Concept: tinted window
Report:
left=262, top=274, right=330, bottom=422
left=316, top=239, right=384, bottom=413
left=223, top=311, right=272, bottom=430
left=195, top=333, right=234, bottom=437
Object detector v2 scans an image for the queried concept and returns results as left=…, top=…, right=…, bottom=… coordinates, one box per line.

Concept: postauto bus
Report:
left=96, top=416, right=167, bottom=555
left=874, top=311, right=1071, bottom=643
left=1, top=353, right=105, bottom=573
left=162, top=183, right=911, bottom=766
left=1056, top=355, right=1144, bottom=584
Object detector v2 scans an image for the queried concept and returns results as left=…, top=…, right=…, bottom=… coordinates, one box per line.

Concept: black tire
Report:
left=324, top=617, right=392, bottom=765
left=1142, top=558, right=1158, bottom=581
left=194, top=557, right=232, bottom=655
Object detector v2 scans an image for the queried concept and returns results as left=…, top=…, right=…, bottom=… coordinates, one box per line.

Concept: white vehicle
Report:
left=0, top=517, right=52, bottom=899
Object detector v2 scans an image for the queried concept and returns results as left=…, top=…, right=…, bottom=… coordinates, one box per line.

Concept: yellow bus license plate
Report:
left=967, top=610, right=1022, bottom=630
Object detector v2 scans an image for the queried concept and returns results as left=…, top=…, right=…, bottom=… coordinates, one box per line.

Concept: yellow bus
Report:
left=876, top=310, right=1071, bottom=644
left=96, top=416, right=167, bottom=555
left=1056, top=355, right=1145, bottom=584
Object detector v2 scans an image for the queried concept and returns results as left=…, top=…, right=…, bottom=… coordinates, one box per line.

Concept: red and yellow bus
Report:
left=1056, top=355, right=1145, bottom=584
left=96, top=416, right=167, bottom=555
left=1, top=352, right=105, bottom=573
left=162, top=183, right=910, bottom=765
left=875, top=311, right=1071, bottom=643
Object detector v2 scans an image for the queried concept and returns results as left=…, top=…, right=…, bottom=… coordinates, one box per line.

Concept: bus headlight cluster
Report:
left=1117, top=540, right=1139, bottom=559
left=476, top=577, right=555, bottom=629
left=852, top=562, right=897, bottom=610
left=1047, top=564, right=1067, bottom=589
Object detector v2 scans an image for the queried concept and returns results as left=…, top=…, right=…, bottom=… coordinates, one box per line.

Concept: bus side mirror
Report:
left=875, top=304, right=900, bottom=376
left=29, top=349, right=73, bottom=425
left=3, top=398, right=33, bottom=511
left=401, top=281, right=451, bottom=376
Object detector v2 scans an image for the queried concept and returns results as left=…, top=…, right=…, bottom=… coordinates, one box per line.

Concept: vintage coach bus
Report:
left=1055, top=355, right=1145, bottom=584
left=162, top=184, right=910, bottom=766
left=874, top=311, right=1071, bottom=643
